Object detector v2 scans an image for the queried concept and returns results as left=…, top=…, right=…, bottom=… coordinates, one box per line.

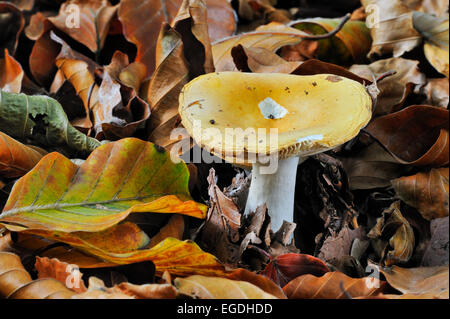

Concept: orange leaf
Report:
left=0, top=49, right=23, bottom=93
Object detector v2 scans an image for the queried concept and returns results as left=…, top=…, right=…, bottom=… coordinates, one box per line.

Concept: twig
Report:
left=296, top=13, right=351, bottom=40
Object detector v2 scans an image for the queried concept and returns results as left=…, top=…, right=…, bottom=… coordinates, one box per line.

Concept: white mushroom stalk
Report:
left=244, top=156, right=306, bottom=232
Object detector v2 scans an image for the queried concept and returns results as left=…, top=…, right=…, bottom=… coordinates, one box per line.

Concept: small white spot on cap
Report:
left=258, top=97, right=288, bottom=119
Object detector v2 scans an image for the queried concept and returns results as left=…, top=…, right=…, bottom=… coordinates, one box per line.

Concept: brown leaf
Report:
left=0, top=251, right=77, bottom=299
left=198, top=168, right=242, bottom=265
left=213, top=22, right=309, bottom=71
left=35, top=257, right=87, bottom=293
left=112, top=281, right=177, bottom=299
left=147, top=214, right=185, bottom=249
left=93, top=51, right=150, bottom=140
left=7, top=0, right=34, bottom=11
left=380, top=264, right=449, bottom=298
left=0, top=131, right=47, bottom=179
left=421, top=216, right=449, bottom=266
left=367, top=201, right=415, bottom=266
left=0, top=49, right=23, bottom=93
left=361, top=0, right=422, bottom=57
left=50, top=32, right=100, bottom=132
left=174, top=275, right=278, bottom=299
left=48, top=0, right=118, bottom=54
left=25, top=12, right=60, bottom=87
left=0, top=3, right=24, bottom=55
left=366, top=105, right=449, bottom=166
left=205, top=0, right=237, bottom=41
left=392, top=168, right=449, bottom=220
left=420, top=78, right=449, bottom=108
left=232, top=44, right=303, bottom=74
left=350, top=57, right=426, bottom=115
left=402, top=0, right=449, bottom=17
left=263, top=253, right=330, bottom=287
left=318, top=226, right=364, bottom=264
left=146, top=0, right=214, bottom=152
left=283, top=271, right=386, bottom=299
left=226, top=268, right=287, bottom=299
left=341, top=141, right=411, bottom=190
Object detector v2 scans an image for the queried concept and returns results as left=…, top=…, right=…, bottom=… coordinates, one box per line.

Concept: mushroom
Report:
left=179, top=72, right=372, bottom=232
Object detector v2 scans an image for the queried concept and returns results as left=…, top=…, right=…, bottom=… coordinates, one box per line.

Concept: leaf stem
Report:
left=297, top=13, right=351, bottom=40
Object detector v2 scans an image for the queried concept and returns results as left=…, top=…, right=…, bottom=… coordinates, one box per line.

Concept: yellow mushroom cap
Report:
left=179, top=72, right=372, bottom=164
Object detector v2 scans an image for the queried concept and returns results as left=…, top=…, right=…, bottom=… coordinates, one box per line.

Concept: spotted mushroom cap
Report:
left=179, top=72, right=372, bottom=165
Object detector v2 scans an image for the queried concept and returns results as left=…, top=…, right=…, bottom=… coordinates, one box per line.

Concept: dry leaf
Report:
left=48, top=0, right=118, bottom=54
left=420, top=78, right=449, bottom=107
left=366, top=105, right=449, bottom=166
left=283, top=271, right=386, bottom=299
left=174, top=275, right=278, bottom=299
left=421, top=216, right=449, bottom=266
left=35, top=256, right=87, bottom=293
left=380, top=264, right=449, bottom=298
left=367, top=201, right=415, bottom=266
left=350, top=57, right=426, bottom=115
left=362, top=0, right=422, bottom=57
left=113, top=281, right=177, bottom=299
left=0, top=131, right=47, bottom=179
left=392, top=168, right=449, bottom=220
left=0, top=3, right=24, bottom=55
left=0, top=49, right=23, bottom=93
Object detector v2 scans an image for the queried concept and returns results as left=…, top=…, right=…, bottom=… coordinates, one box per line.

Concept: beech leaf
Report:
left=0, top=138, right=206, bottom=233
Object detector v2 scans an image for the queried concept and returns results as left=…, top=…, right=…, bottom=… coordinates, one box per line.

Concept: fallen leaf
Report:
left=318, top=226, right=364, bottom=264
left=402, top=0, right=449, bottom=17
left=213, top=22, right=318, bottom=71
left=35, top=256, right=87, bottom=293
left=0, top=251, right=76, bottom=299
left=349, top=57, right=426, bottom=115
left=0, top=90, right=101, bottom=155
left=392, top=168, right=449, bottom=220
left=7, top=0, right=34, bottom=11
left=341, top=141, right=411, bottom=190
left=174, top=275, right=278, bottom=299
left=365, top=105, right=449, bottom=166
left=198, top=168, right=241, bottom=266
left=113, top=281, right=177, bottom=299
left=0, top=49, right=23, bottom=93
left=0, top=138, right=206, bottom=233
left=225, top=268, right=287, bottom=299
left=0, top=131, right=47, bottom=179
left=420, top=78, right=449, bottom=107
left=380, top=264, right=449, bottom=298
left=204, top=0, right=237, bottom=41
left=367, top=201, right=415, bottom=266
left=361, top=0, right=422, bottom=57
left=283, top=271, right=386, bottom=299
left=289, top=17, right=372, bottom=65
left=263, top=253, right=330, bottom=287
left=0, top=3, right=24, bottom=55
left=413, top=11, right=449, bottom=77
left=146, top=0, right=214, bottom=153
left=48, top=0, right=118, bottom=54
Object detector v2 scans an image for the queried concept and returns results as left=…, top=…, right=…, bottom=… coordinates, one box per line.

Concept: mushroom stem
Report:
left=244, top=156, right=307, bottom=232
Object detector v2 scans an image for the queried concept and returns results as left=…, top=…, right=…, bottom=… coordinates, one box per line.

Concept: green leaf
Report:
left=0, top=138, right=207, bottom=233
left=0, top=90, right=101, bottom=155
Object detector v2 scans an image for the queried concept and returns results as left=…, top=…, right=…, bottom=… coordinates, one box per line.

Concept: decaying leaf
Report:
left=113, top=281, right=177, bottom=299
left=0, top=131, right=46, bottom=179
left=0, top=90, right=101, bottom=155
left=283, top=271, right=386, bottom=299
left=366, top=105, right=449, bottom=167
left=48, top=0, right=119, bottom=54
left=349, top=57, right=426, bottom=115
left=146, top=0, right=214, bottom=153
left=420, top=78, right=449, bottom=107
left=367, top=201, right=415, bottom=266
left=263, top=253, right=330, bottom=287
left=318, top=226, right=364, bottom=264
left=380, top=264, right=449, bottom=298
left=392, top=168, right=449, bottom=221
left=35, top=256, right=87, bottom=293
left=174, top=275, right=278, bottom=299
left=361, top=0, right=422, bottom=58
